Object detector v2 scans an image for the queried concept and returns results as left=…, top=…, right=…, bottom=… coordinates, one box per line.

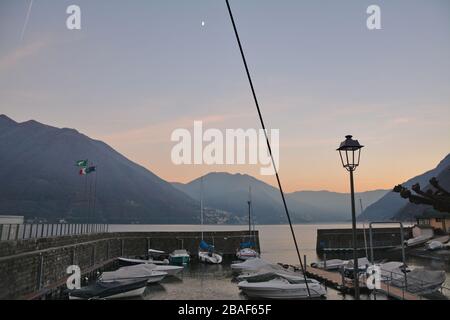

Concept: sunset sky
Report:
left=1, top=0, right=449, bottom=193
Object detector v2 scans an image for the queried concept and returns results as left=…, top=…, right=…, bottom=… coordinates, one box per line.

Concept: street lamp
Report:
left=337, top=135, right=364, bottom=300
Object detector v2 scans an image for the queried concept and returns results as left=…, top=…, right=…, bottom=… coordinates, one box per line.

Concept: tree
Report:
left=393, top=177, right=450, bottom=213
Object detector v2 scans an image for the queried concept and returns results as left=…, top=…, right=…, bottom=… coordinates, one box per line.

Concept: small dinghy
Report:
left=69, top=279, right=147, bottom=300
left=236, top=190, right=259, bottom=261
left=199, top=250, right=223, bottom=264
left=310, top=259, right=346, bottom=271
left=236, top=247, right=259, bottom=260
left=99, top=264, right=167, bottom=284
left=238, top=277, right=326, bottom=299
left=198, top=241, right=222, bottom=264
left=169, top=249, right=190, bottom=266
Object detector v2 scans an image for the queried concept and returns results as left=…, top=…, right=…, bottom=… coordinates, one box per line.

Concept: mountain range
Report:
left=0, top=114, right=199, bottom=223
left=359, top=153, right=450, bottom=222
left=3, top=114, right=447, bottom=224
left=172, top=173, right=388, bottom=223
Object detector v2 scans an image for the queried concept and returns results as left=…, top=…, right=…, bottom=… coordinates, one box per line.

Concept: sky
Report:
left=0, top=0, right=449, bottom=193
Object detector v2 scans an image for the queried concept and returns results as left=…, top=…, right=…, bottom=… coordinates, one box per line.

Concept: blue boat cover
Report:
left=240, top=241, right=255, bottom=248
left=199, top=240, right=214, bottom=251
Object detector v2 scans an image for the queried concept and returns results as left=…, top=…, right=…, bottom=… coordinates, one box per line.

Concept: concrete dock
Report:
left=0, top=229, right=259, bottom=299
left=305, top=266, right=425, bottom=300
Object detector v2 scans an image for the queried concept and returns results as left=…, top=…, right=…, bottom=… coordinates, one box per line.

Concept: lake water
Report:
left=108, top=224, right=450, bottom=300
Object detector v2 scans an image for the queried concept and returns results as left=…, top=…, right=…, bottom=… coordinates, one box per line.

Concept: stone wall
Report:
left=0, top=230, right=258, bottom=299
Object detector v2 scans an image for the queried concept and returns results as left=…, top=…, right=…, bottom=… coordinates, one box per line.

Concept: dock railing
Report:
left=0, top=223, right=109, bottom=241
left=361, top=266, right=450, bottom=300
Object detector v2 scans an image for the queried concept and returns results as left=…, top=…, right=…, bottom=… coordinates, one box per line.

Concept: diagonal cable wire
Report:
left=20, top=0, right=34, bottom=41
left=225, top=0, right=311, bottom=297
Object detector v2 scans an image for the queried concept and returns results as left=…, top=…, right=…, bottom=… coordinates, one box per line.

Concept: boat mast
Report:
left=247, top=186, right=252, bottom=236
left=201, top=177, right=204, bottom=241
left=360, top=198, right=368, bottom=258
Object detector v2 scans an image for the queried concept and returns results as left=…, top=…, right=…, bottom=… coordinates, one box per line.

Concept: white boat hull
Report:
left=198, top=251, right=223, bottom=264
left=69, top=286, right=146, bottom=300
left=154, top=265, right=184, bottom=276
left=236, top=248, right=259, bottom=260
left=238, top=278, right=326, bottom=299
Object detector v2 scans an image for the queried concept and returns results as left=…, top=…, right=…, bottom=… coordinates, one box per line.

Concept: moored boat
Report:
left=169, top=249, right=190, bottom=266
left=310, top=259, right=346, bottom=271
left=148, top=249, right=170, bottom=265
left=238, top=277, right=326, bottom=299
left=390, top=268, right=446, bottom=294
left=99, top=264, right=167, bottom=284
left=153, top=264, right=184, bottom=276
left=197, top=179, right=223, bottom=265
left=236, top=247, right=259, bottom=260
left=405, top=235, right=433, bottom=247
left=198, top=250, right=223, bottom=264
left=118, top=257, right=153, bottom=267
left=231, top=258, right=273, bottom=274
left=68, top=279, right=148, bottom=300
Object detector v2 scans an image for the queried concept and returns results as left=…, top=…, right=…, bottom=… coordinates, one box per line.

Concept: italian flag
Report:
left=75, top=159, right=88, bottom=168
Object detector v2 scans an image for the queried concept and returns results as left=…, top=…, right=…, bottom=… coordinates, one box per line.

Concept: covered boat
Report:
left=238, top=277, right=326, bottom=299
left=69, top=279, right=147, bottom=300
left=99, top=264, right=167, bottom=284
left=390, top=269, right=446, bottom=294
left=405, top=235, right=433, bottom=247
left=378, top=261, right=410, bottom=282
left=310, top=259, right=346, bottom=271
left=118, top=257, right=154, bottom=267
left=231, top=258, right=273, bottom=273
left=237, top=270, right=304, bottom=283
left=427, top=241, right=444, bottom=251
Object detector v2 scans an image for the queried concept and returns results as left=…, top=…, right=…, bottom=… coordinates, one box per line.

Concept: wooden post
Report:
left=37, top=253, right=44, bottom=290
left=324, top=253, right=327, bottom=270
left=303, top=255, right=307, bottom=270
left=92, top=245, right=96, bottom=266
left=72, top=247, right=76, bottom=265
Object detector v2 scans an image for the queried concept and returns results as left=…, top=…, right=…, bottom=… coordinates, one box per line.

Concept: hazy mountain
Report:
left=173, top=172, right=306, bottom=224
left=359, top=153, right=450, bottom=221
left=173, top=172, right=389, bottom=223
left=0, top=115, right=199, bottom=223
left=288, top=190, right=388, bottom=222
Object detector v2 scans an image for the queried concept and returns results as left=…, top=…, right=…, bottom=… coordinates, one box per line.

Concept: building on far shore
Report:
left=416, top=211, right=450, bottom=235
left=0, top=215, right=24, bottom=225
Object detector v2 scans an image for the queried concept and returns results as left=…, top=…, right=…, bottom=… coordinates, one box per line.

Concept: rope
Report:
left=225, top=0, right=311, bottom=297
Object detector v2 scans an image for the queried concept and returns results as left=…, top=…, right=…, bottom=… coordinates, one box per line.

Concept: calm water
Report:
left=108, top=224, right=450, bottom=300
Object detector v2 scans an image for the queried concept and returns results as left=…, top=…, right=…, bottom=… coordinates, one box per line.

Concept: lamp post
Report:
left=337, top=135, right=364, bottom=300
